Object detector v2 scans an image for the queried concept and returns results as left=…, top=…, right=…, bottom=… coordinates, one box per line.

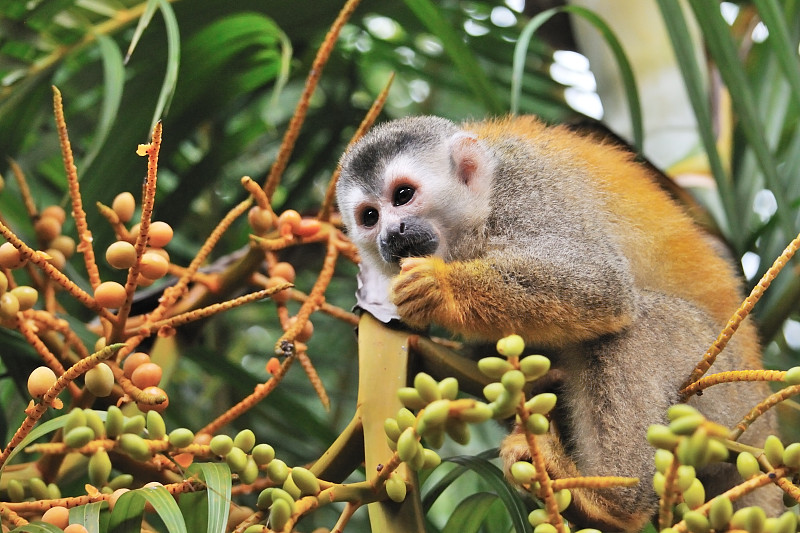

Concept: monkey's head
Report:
left=337, top=116, right=494, bottom=277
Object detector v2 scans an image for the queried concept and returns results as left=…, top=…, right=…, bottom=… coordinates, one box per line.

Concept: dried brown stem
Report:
left=681, top=369, right=786, bottom=397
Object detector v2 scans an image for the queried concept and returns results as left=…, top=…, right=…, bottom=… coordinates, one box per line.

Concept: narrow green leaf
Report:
left=69, top=501, right=106, bottom=533
left=423, top=451, right=530, bottom=533
left=187, top=462, right=232, bottom=533
left=82, top=33, right=124, bottom=171
left=1, top=414, right=69, bottom=474
left=441, top=492, right=500, bottom=533
left=512, top=6, right=643, bottom=153
left=147, top=0, right=180, bottom=132
left=403, top=0, right=504, bottom=114
left=688, top=0, right=795, bottom=240
left=139, top=484, right=187, bottom=533
left=655, top=0, right=738, bottom=241
left=107, top=490, right=146, bottom=533
left=752, top=0, right=800, bottom=111
left=125, top=0, right=159, bottom=62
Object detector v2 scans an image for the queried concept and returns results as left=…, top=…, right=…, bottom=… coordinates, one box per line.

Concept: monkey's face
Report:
left=337, top=117, right=494, bottom=277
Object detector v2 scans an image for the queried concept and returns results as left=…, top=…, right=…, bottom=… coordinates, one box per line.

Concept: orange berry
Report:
left=34, top=215, right=62, bottom=242
left=138, top=386, right=169, bottom=413
left=94, top=281, right=127, bottom=309
left=41, top=205, right=67, bottom=224
left=147, top=221, right=173, bottom=248
left=131, top=362, right=162, bottom=389
left=0, top=271, right=7, bottom=293
left=50, top=235, right=76, bottom=258
left=112, top=192, right=136, bottom=223
left=135, top=273, right=155, bottom=287
left=288, top=316, right=314, bottom=342
left=266, top=357, right=281, bottom=375
left=267, top=276, right=292, bottom=304
left=271, top=262, right=296, bottom=283
left=277, top=210, right=301, bottom=236
left=41, top=506, right=69, bottom=528
left=64, top=524, right=89, bottom=533
left=108, top=488, right=129, bottom=511
left=146, top=247, right=170, bottom=262
left=28, top=366, right=57, bottom=397
left=139, top=251, right=168, bottom=280
left=10, top=286, right=37, bottom=310
left=123, top=352, right=150, bottom=378
left=44, top=248, right=67, bottom=270
left=295, top=218, right=321, bottom=237
left=106, top=241, right=137, bottom=269
left=0, top=242, right=26, bottom=269
left=248, top=207, right=276, bottom=233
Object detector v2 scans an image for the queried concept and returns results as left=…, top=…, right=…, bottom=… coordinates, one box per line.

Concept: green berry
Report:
left=784, top=366, right=800, bottom=385
left=385, top=475, right=407, bottom=502
left=708, top=496, right=733, bottom=530
left=384, top=418, right=402, bottom=442
left=269, top=497, right=292, bottom=531
left=252, top=443, right=276, bottom=466
left=683, top=510, right=710, bottom=533
left=437, top=377, right=459, bottom=400
left=168, top=428, right=195, bottom=448
left=478, top=357, right=513, bottom=379
left=414, top=372, right=441, bottom=403
left=105, top=405, right=124, bottom=438
left=291, top=467, right=320, bottom=496
left=737, top=451, right=761, bottom=479
left=267, top=459, right=289, bottom=484
left=397, top=427, right=420, bottom=463
left=510, top=461, right=536, bottom=485
left=519, top=354, right=550, bottom=381
left=683, top=478, right=705, bottom=509
left=782, top=442, right=800, bottom=469
left=239, top=456, right=259, bottom=485
left=226, top=447, right=248, bottom=473
left=496, top=334, right=524, bottom=358
left=526, top=393, right=557, bottom=415
left=119, top=433, right=151, bottom=462
left=65, top=426, right=95, bottom=448
left=210, top=434, right=234, bottom=456
left=445, top=417, right=470, bottom=445
left=397, top=387, right=426, bottom=410
left=764, top=435, right=785, bottom=467
left=89, top=449, right=112, bottom=486
left=146, top=410, right=166, bottom=440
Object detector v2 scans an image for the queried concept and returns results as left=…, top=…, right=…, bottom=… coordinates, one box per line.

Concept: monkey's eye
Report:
left=361, top=207, right=379, bottom=228
left=393, top=185, right=415, bottom=206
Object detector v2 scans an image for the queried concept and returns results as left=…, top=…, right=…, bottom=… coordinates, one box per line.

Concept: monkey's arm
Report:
left=391, top=239, right=635, bottom=347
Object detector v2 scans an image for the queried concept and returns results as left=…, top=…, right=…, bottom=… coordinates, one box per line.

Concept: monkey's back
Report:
left=465, top=116, right=744, bottom=332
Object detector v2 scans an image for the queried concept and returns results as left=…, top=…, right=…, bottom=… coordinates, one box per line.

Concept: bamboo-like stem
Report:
left=729, top=383, right=800, bottom=440
left=681, top=369, right=786, bottom=397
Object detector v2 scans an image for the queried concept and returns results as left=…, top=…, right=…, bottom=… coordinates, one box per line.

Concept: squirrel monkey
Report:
left=336, top=115, right=781, bottom=529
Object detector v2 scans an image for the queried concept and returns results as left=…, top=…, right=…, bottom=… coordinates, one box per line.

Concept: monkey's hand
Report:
left=391, top=257, right=454, bottom=331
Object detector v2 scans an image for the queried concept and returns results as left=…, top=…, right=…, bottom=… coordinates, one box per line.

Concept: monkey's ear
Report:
left=449, top=132, right=493, bottom=193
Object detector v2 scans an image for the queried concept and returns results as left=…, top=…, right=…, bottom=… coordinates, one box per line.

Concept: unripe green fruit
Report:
left=291, top=467, right=320, bottom=496
left=407, top=442, right=426, bottom=471
left=501, top=370, right=526, bottom=393
left=653, top=472, right=665, bottom=496
left=771, top=511, right=798, bottom=533
left=730, top=506, right=766, bottom=533
left=533, top=523, right=558, bottom=533
left=459, top=402, right=493, bottom=423
left=707, top=438, right=729, bottom=463
left=396, top=408, right=417, bottom=431
left=414, top=372, right=441, bottom=403
left=89, top=449, right=112, bottom=486
left=10, top=286, right=37, bottom=310
left=525, top=413, right=550, bottom=435
left=678, top=427, right=710, bottom=468
left=708, top=496, right=733, bottom=530
left=7, top=479, right=24, bottom=502
left=64, top=408, right=87, bottom=435
left=108, top=474, right=134, bottom=490
left=737, top=451, right=761, bottom=479
left=490, top=388, right=522, bottom=419
left=647, top=424, right=679, bottom=450
left=168, top=428, right=195, bottom=448
left=478, top=357, right=513, bottom=379
left=667, top=404, right=701, bottom=421
left=257, top=488, right=275, bottom=510
left=445, top=417, right=470, bottom=445
left=683, top=478, right=705, bottom=509
left=284, top=477, right=302, bottom=500
left=397, top=387, right=426, bottom=410
left=438, top=377, right=459, bottom=400
left=105, top=406, right=124, bottom=438
left=526, top=393, right=557, bottom=415
left=210, top=434, right=234, bottom=456
left=420, top=399, right=450, bottom=429
left=85, top=409, right=106, bottom=440
left=48, top=483, right=61, bottom=499
left=65, top=426, right=95, bottom=448
left=783, top=443, right=800, bottom=469
left=146, top=410, right=166, bottom=440
left=267, top=459, right=289, bottom=484
left=270, top=488, right=295, bottom=508
left=29, top=478, right=50, bottom=500
left=384, top=418, right=402, bottom=442
left=683, top=510, right=710, bottom=533
left=244, top=526, right=264, bottom=533
left=654, top=449, right=674, bottom=474
left=226, top=447, right=248, bottom=473
left=483, top=382, right=505, bottom=402
left=397, top=427, right=420, bottom=463
left=422, top=448, right=441, bottom=469
left=269, top=497, right=292, bottom=531
left=496, top=334, right=525, bottom=358
left=676, top=465, right=696, bottom=492
left=528, top=509, right=549, bottom=526
left=668, top=414, right=706, bottom=436
left=385, top=475, right=407, bottom=502
left=233, top=429, right=256, bottom=452
left=555, top=489, right=571, bottom=512
left=519, top=354, right=550, bottom=381
left=784, top=366, right=800, bottom=386
left=764, top=435, right=785, bottom=467
left=122, top=415, right=145, bottom=435
left=119, top=433, right=151, bottom=462
left=252, top=443, right=275, bottom=466
left=423, top=427, right=445, bottom=449
left=240, top=457, right=259, bottom=485
left=511, top=461, right=536, bottom=485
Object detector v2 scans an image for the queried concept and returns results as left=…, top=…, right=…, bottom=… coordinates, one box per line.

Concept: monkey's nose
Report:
left=399, top=222, right=406, bottom=234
